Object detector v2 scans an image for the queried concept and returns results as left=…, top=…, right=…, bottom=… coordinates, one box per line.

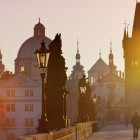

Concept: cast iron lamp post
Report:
left=93, top=97, right=97, bottom=103
left=34, top=40, right=50, bottom=133
left=78, top=75, right=89, bottom=122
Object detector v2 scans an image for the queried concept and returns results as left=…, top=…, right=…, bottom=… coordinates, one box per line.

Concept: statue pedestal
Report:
left=46, top=118, right=70, bottom=130
left=36, top=116, right=48, bottom=133
left=46, top=89, right=70, bottom=131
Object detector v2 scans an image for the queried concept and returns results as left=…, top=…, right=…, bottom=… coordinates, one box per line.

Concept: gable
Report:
left=88, top=58, right=109, bottom=73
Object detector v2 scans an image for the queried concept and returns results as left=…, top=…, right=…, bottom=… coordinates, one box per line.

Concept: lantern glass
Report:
left=93, top=97, right=97, bottom=103
left=44, top=52, right=50, bottom=67
left=35, top=40, right=50, bottom=70
left=36, top=53, right=40, bottom=67
left=80, top=86, right=86, bottom=93
left=40, top=53, right=46, bottom=67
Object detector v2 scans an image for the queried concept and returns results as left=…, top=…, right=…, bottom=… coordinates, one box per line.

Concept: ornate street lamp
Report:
left=80, top=83, right=87, bottom=94
left=93, top=97, right=97, bottom=103
left=78, top=75, right=89, bottom=122
left=34, top=40, right=50, bottom=133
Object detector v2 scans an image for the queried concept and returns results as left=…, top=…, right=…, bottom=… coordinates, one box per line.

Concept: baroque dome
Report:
left=15, top=19, right=52, bottom=78
left=17, top=19, right=52, bottom=58
left=17, top=36, right=51, bottom=58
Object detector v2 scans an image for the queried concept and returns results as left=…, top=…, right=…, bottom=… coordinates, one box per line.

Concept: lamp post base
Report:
left=36, top=116, right=48, bottom=133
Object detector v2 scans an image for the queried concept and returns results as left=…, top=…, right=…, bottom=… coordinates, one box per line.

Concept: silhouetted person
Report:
left=131, top=111, right=140, bottom=139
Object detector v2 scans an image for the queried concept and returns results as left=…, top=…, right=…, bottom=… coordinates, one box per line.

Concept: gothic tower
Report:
left=122, top=2, right=140, bottom=110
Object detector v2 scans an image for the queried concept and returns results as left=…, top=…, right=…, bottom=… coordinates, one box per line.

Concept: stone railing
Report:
left=18, top=121, right=98, bottom=140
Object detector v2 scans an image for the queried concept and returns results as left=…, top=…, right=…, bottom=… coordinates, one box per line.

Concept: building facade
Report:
left=88, top=42, right=125, bottom=121
left=0, top=19, right=52, bottom=140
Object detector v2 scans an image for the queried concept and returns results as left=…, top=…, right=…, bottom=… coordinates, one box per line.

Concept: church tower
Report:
left=70, top=41, right=84, bottom=79
left=122, top=2, right=140, bottom=110
left=66, top=41, right=84, bottom=125
left=0, top=49, right=5, bottom=76
left=108, top=41, right=114, bottom=73
left=108, top=41, right=117, bottom=74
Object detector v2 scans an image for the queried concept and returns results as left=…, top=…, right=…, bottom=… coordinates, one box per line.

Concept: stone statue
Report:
left=45, top=33, right=69, bottom=130
left=46, top=33, right=67, bottom=90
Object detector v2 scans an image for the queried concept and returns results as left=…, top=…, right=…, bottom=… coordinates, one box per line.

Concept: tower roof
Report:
left=108, top=40, right=113, bottom=59
left=72, top=40, right=84, bottom=71
left=132, top=2, right=140, bottom=38
left=75, top=40, right=80, bottom=60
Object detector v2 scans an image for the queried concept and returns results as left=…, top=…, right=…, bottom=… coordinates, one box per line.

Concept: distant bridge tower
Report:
left=122, top=2, right=140, bottom=110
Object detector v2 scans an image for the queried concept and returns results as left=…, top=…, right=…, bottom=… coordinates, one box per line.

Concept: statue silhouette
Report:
left=45, top=33, right=69, bottom=130
left=47, top=33, right=67, bottom=90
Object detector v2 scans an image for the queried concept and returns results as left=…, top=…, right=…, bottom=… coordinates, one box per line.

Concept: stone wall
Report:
left=17, top=122, right=98, bottom=140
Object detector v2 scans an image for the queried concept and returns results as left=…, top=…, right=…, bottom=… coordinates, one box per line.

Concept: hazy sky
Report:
left=0, top=0, right=137, bottom=75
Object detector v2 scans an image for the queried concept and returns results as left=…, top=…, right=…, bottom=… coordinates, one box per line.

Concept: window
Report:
left=7, top=104, right=15, bottom=111
left=91, top=76, right=93, bottom=84
left=25, top=118, right=34, bottom=126
left=25, top=90, right=29, bottom=97
left=25, top=104, right=33, bottom=111
left=7, top=90, right=10, bottom=97
left=25, top=90, right=34, bottom=97
left=6, top=118, right=15, bottom=126
left=20, top=66, right=24, bottom=72
left=90, top=76, right=96, bottom=85
left=7, top=133, right=15, bottom=140
left=6, top=90, right=15, bottom=97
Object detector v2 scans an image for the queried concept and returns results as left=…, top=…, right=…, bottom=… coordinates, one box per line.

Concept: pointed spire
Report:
left=99, top=48, right=101, bottom=58
left=77, top=38, right=79, bottom=54
left=75, top=38, right=81, bottom=63
left=39, top=17, right=40, bottom=23
left=123, top=20, right=127, bottom=39
left=108, top=40, right=114, bottom=73
left=72, top=38, right=84, bottom=73
left=110, top=40, right=112, bottom=53
left=127, top=24, right=129, bottom=37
